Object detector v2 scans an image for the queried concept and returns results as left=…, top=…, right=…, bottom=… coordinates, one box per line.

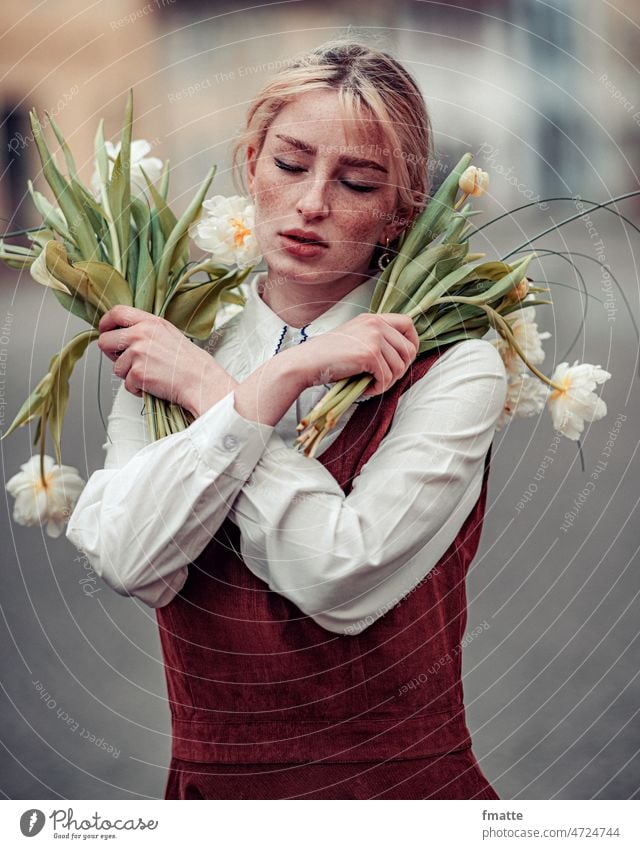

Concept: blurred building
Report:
left=0, top=0, right=638, bottom=233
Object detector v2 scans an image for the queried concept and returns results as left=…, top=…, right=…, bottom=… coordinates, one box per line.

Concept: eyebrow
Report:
left=274, top=133, right=388, bottom=173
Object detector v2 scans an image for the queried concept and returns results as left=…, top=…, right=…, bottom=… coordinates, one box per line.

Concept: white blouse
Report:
left=66, top=271, right=507, bottom=634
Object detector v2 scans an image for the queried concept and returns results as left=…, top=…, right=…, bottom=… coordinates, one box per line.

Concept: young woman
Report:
left=67, top=40, right=507, bottom=800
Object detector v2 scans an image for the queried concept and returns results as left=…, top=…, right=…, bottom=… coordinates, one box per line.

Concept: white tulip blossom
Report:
left=492, top=306, right=551, bottom=377
left=91, top=139, right=163, bottom=198
left=6, top=455, right=86, bottom=538
left=189, top=195, right=262, bottom=268
left=546, top=361, right=611, bottom=441
left=496, top=374, right=550, bottom=430
left=458, top=165, right=490, bottom=198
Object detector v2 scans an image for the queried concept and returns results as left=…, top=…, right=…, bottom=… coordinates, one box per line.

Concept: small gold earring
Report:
left=377, top=236, right=392, bottom=271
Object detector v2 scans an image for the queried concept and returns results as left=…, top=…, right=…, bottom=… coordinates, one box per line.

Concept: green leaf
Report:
left=29, top=108, right=100, bottom=261
left=139, top=165, right=178, bottom=240
left=52, top=288, right=96, bottom=327
left=130, top=197, right=156, bottom=311
left=436, top=254, right=535, bottom=307
left=154, top=166, right=216, bottom=311
left=149, top=210, right=166, bottom=268
left=126, top=224, right=139, bottom=299
left=74, top=260, right=133, bottom=309
left=389, top=152, right=474, bottom=286
left=418, top=326, right=486, bottom=354
left=70, top=179, right=111, bottom=256
left=106, top=91, right=133, bottom=273
left=1, top=373, right=53, bottom=440
left=36, top=241, right=131, bottom=315
left=395, top=242, right=469, bottom=316
left=423, top=302, right=488, bottom=336
left=94, top=118, right=109, bottom=188
left=27, top=181, right=73, bottom=242
left=47, top=329, right=100, bottom=463
left=159, top=158, right=170, bottom=200
left=45, top=112, right=80, bottom=182
left=165, top=275, right=240, bottom=339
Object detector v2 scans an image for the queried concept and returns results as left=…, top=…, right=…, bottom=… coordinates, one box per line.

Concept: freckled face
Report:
left=246, top=88, right=401, bottom=290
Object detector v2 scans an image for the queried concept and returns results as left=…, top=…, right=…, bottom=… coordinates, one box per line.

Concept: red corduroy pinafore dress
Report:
left=156, top=346, right=500, bottom=799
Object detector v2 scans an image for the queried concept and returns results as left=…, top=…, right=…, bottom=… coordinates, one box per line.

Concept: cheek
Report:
left=334, top=202, right=387, bottom=252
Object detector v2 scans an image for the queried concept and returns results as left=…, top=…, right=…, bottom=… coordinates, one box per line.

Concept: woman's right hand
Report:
left=281, top=312, right=421, bottom=397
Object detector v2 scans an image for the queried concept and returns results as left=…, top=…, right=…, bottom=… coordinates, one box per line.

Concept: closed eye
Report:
left=273, top=158, right=378, bottom=193
left=274, top=157, right=305, bottom=173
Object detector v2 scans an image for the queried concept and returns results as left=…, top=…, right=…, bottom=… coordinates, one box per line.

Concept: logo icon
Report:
left=20, top=809, right=45, bottom=837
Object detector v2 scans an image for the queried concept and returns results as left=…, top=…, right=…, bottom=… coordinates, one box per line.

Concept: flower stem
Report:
left=448, top=296, right=564, bottom=391
left=453, top=191, right=469, bottom=211
left=39, top=415, right=47, bottom=488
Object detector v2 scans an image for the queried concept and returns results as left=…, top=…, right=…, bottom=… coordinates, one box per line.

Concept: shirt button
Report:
left=222, top=434, right=239, bottom=451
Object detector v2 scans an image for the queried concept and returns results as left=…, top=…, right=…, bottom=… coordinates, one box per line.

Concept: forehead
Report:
left=266, top=88, right=389, bottom=159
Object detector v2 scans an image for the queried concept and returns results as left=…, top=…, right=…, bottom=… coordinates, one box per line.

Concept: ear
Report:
left=246, top=144, right=257, bottom=198
left=381, top=210, right=410, bottom=245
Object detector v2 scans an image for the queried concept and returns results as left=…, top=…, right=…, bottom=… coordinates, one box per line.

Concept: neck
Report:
left=259, top=267, right=374, bottom=328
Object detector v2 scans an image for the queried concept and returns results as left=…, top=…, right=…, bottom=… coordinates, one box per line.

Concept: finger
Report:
left=379, top=313, right=420, bottom=350
left=378, top=322, right=419, bottom=368
left=98, top=327, right=135, bottom=361
left=112, top=348, right=134, bottom=380
left=363, top=341, right=397, bottom=396
left=98, top=305, right=147, bottom=334
left=124, top=368, right=143, bottom=397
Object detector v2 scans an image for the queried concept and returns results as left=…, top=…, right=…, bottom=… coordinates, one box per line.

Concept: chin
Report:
left=268, top=254, right=334, bottom=284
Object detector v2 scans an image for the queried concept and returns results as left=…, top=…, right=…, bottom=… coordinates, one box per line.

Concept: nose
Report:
left=295, top=173, right=330, bottom=220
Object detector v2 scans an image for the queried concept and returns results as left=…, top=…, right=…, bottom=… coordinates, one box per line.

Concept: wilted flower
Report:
left=6, top=455, right=85, bottom=538
left=546, top=361, right=611, bottom=440
left=29, top=247, right=71, bottom=294
left=492, top=306, right=551, bottom=377
left=189, top=195, right=261, bottom=268
left=91, top=139, right=163, bottom=197
left=496, top=374, right=549, bottom=430
left=458, top=165, right=490, bottom=197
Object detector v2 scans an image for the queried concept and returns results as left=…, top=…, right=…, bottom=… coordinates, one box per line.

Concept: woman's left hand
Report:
left=97, top=305, right=237, bottom=417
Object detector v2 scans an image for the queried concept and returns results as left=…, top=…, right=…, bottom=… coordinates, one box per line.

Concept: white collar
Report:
left=240, top=270, right=380, bottom=356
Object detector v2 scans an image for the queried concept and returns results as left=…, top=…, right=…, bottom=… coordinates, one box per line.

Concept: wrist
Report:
left=232, top=349, right=309, bottom=427
left=180, top=352, right=239, bottom=418
left=272, top=346, right=314, bottom=393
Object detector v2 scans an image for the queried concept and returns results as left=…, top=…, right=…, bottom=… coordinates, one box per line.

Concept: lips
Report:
left=280, top=229, right=328, bottom=247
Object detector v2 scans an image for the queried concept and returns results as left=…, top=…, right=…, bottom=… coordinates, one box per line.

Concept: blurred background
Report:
left=0, top=0, right=638, bottom=800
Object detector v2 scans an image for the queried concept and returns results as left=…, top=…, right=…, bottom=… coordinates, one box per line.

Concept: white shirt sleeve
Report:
left=65, top=381, right=275, bottom=607
left=227, top=339, right=507, bottom=634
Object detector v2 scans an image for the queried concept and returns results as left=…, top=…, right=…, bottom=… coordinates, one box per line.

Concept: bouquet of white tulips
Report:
left=1, top=90, right=260, bottom=534
left=1, top=90, right=629, bottom=532
left=295, top=153, right=615, bottom=457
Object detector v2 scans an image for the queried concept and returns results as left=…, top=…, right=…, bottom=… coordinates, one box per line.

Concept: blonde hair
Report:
left=231, top=38, right=434, bottom=262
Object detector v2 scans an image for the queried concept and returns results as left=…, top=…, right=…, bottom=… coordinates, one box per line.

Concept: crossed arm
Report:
left=66, top=336, right=506, bottom=633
